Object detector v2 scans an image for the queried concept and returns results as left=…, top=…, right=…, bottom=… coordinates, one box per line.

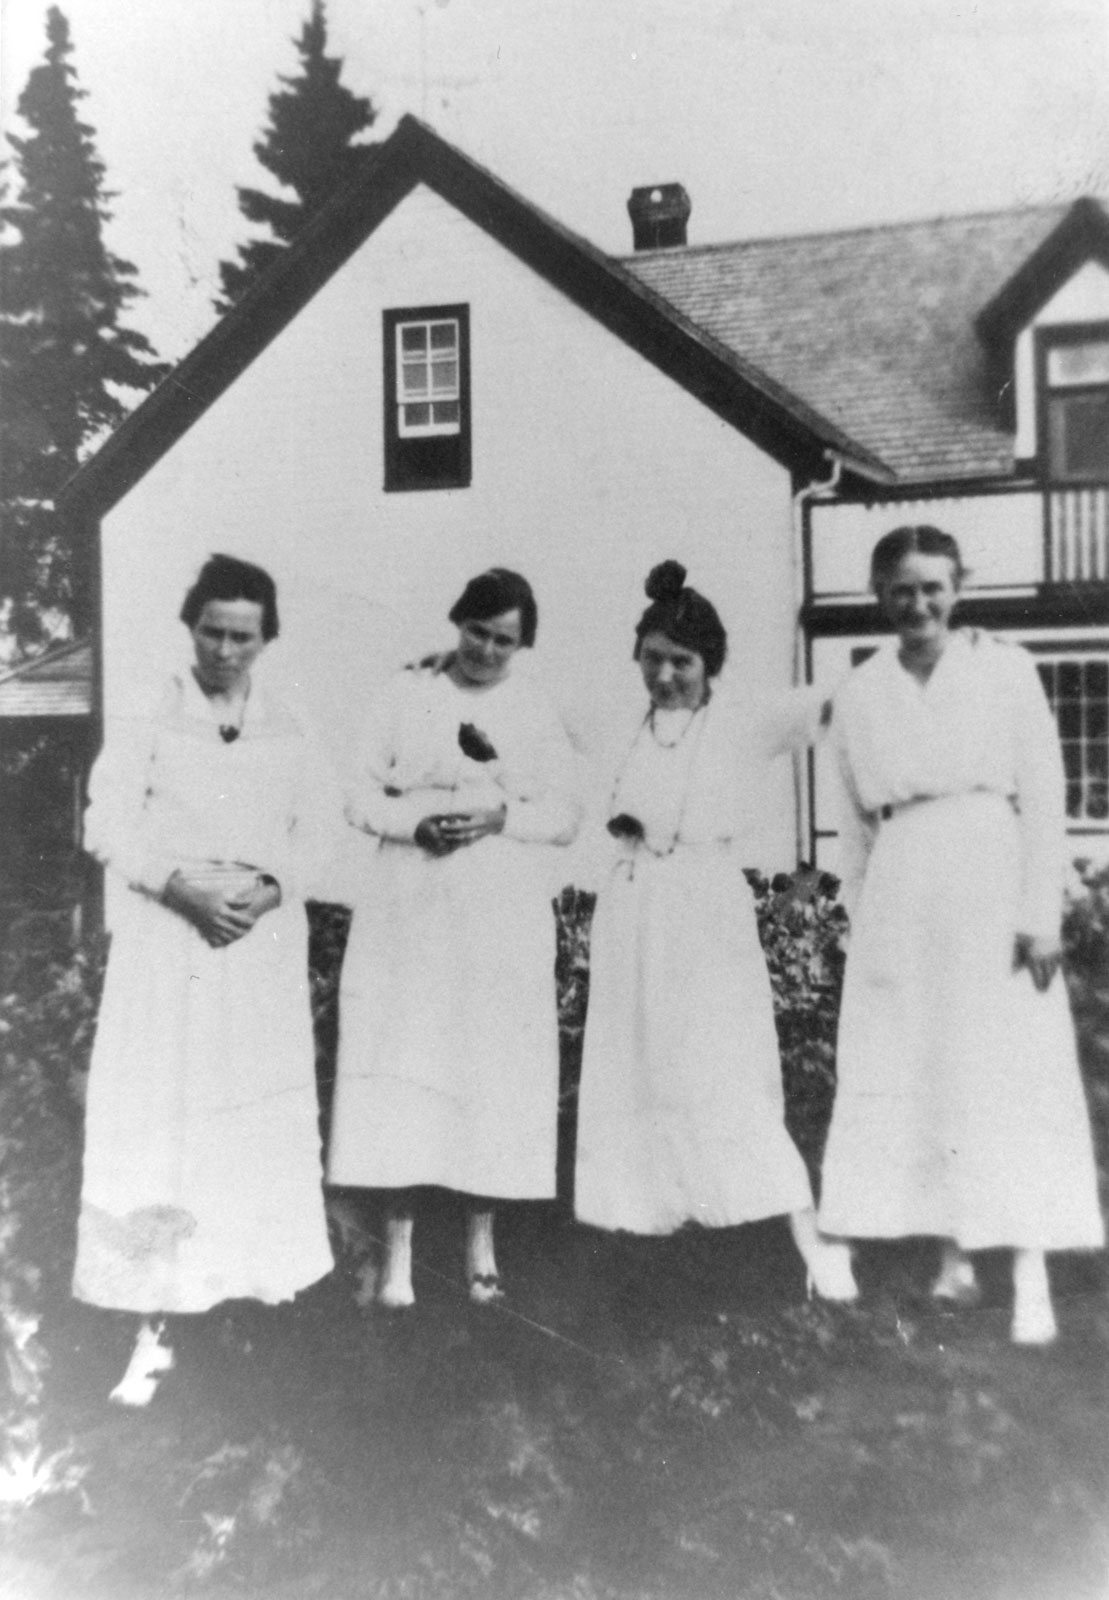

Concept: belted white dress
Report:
left=74, top=672, right=340, bottom=1314
left=818, top=630, right=1103, bottom=1250
left=574, top=688, right=822, bottom=1235
left=327, top=664, right=579, bottom=1199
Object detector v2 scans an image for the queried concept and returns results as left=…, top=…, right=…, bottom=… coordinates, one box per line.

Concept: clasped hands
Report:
left=415, top=805, right=506, bottom=857
left=163, top=863, right=281, bottom=948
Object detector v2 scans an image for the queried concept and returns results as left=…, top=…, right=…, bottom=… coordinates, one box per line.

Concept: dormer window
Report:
left=383, top=304, right=471, bottom=492
left=1038, top=324, right=1109, bottom=484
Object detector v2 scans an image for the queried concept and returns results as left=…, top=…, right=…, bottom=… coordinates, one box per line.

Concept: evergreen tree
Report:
left=217, top=0, right=378, bottom=310
left=0, top=7, right=167, bottom=646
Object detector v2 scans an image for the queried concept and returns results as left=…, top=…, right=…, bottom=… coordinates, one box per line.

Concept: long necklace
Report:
left=608, top=701, right=708, bottom=868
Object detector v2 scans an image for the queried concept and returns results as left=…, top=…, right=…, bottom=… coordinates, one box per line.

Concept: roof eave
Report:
left=59, top=115, right=893, bottom=518
left=975, top=197, right=1109, bottom=346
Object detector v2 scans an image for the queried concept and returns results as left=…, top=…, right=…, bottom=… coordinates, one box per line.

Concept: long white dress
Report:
left=574, top=690, right=821, bottom=1235
left=327, top=664, right=579, bottom=1198
left=73, top=671, right=340, bottom=1314
left=818, top=630, right=1104, bottom=1251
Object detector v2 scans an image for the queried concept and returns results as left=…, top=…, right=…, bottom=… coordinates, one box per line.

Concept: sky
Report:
left=2, top=0, right=1108, bottom=362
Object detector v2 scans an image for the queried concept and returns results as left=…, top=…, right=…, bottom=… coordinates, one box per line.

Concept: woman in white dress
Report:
left=328, top=569, right=580, bottom=1307
left=76, top=555, right=339, bottom=1404
left=818, top=526, right=1104, bottom=1343
left=574, top=561, right=856, bottom=1299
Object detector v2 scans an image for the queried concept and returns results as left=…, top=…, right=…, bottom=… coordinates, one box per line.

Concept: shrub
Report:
left=746, top=867, right=847, bottom=1185
left=1063, top=859, right=1109, bottom=1206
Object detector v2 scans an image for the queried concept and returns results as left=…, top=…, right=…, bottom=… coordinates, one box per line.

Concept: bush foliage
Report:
left=1, top=867, right=1107, bottom=1589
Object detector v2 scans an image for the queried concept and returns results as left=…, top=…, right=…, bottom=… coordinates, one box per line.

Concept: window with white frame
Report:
left=383, top=304, right=470, bottom=492
left=1035, top=651, right=1109, bottom=824
left=1039, top=324, right=1109, bottom=484
left=397, top=318, right=461, bottom=436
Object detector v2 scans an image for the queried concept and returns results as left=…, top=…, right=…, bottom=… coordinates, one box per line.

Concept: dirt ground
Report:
left=4, top=1191, right=1108, bottom=1600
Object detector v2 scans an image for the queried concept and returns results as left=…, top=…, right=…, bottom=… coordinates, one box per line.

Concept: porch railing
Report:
left=1048, top=487, right=1109, bottom=582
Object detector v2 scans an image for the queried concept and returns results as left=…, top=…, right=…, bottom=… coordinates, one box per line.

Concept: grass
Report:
left=2, top=880, right=1108, bottom=1599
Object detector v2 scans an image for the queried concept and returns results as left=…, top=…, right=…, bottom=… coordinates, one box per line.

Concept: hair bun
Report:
left=644, top=560, right=687, bottom=603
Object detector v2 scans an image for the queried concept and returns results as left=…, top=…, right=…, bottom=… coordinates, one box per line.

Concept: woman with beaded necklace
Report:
left=574, top=561, right=856, bottom=1298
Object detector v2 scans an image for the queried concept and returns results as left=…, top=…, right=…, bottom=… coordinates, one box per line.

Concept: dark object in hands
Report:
left=458, top=722, right=498, bottom=763
left=219, top=725, right=240, bottom=743
left=607, top=813, right=645, bottom=841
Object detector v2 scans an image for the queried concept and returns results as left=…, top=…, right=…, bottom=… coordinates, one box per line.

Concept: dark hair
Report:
left=448, top=567, right=538, bottom=648
left=633, top=560, right=727, bottom=678
left=869, top=526, right=967, bottom=592
left=180, top=554, right=280, bottom=640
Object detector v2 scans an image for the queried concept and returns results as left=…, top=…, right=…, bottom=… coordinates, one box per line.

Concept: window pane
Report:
left=1059, top=699, right=1082, bottom=739
left=430, top=322, right=457, bottom=351
left=403, top=402, right=430, bottom=427
left=1058, top=661, right=1082, bottom=699
left=431, top=400, right=460, bottom=425
left=401, top=325, right=427, bottom=353
left=401, top=363, right=428, bottom=398
left=1085, top=660, right=1109, bottom=698
left=430, top=359, right=458, bottom=394
left=1048, top=393, right=1109, bottom=481
left=1047, top=340, right=1109, bottom=386
left=1036, top=651, right=1109, bottom=826
left=1086, top=698, right=1108, bottom=740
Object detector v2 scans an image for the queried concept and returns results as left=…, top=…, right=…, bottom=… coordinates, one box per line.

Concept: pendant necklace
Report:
left=609, top=701, right=707, bottom=870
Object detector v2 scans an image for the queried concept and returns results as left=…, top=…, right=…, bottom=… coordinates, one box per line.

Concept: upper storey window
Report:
left=384, top=305, right=471, bottom=491
left=1039, top=324, right=1109, bottom=484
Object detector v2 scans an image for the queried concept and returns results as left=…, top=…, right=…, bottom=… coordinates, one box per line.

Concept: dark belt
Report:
left=878, top=792, right=1013, bottom=823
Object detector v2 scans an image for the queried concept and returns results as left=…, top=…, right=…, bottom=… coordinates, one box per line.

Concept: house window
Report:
left=384, top=305, right=470, bottom=491
left=1039, top=325, right=1109, bottom=484
left=1036, top=652, right=1109, bottom=824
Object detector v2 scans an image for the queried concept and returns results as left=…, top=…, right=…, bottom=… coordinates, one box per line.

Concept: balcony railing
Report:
left=1048, top=487, right=1109, bottom=582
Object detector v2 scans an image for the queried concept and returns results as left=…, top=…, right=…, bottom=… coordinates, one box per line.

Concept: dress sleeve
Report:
left=83, top=684, right=177, bottom=896
left=501, top=694, right=582, bottom=846
left=1009, top=648, right=1067, bottom=939
left=345, top=675, right=433, bottom=844
left=750, top=684, right=833, bottom=758
left=832, top=690, right=878, bottom=922
left=278, top=713, right=345, bottom=902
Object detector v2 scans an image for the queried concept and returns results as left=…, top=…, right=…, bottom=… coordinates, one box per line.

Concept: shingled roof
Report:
left=624, top=203, right=1097, bottom=486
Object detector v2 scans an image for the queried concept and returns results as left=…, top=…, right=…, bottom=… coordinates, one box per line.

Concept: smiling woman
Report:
left=327, top=567, right=579, bottom=1309
left=818, top=525, right=1105, bottom=1343
left=573, top=561, right=856, bottom=1302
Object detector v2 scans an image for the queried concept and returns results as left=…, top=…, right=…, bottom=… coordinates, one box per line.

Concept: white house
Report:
left=59, top=116, right=1109, bottom=890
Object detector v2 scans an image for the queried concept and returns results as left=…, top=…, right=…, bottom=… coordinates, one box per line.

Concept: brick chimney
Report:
left=627, top=183, right=691, bottom=251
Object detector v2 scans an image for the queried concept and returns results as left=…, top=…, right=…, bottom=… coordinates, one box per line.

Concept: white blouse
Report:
left=833, top=629, right=1066, bottom=936
left=605, top=684, right=828, bottom=851
left=84, top=672, right=342, bottom=903
left=346, top=665, right=580, bottom=848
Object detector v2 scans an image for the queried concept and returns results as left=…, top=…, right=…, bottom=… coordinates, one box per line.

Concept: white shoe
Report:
left=807, top=1242, right=859, bottom=1303
left=932, top=1256, right=981, bottom=1306
left=377, top=1277, right=415, bottom=1310
left=1011, top=1294, right=1058, bottom=1345
left=377, top=1216, right=415, bottom=1308
left=465, top=1211, right=502, bottom=1303
left=1011, top=1250, right=1057, bottom=1345
left=468, top=1273, right=505, bottom=1305
left=109, top=1321, right=174, bottom=1407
